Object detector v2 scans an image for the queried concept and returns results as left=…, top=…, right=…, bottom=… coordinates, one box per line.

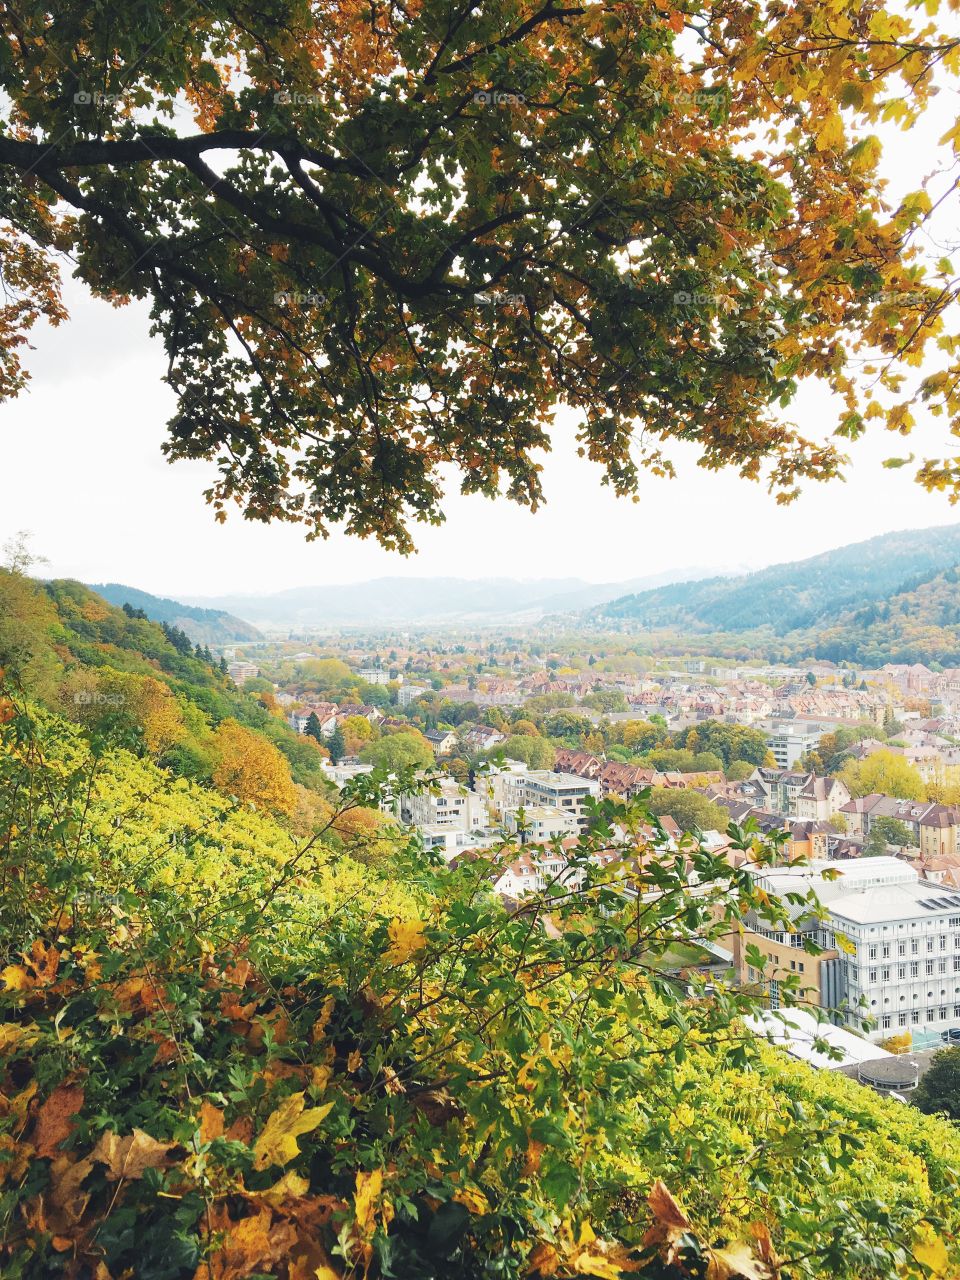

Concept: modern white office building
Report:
left=746, top=857, right=960, bottom=1043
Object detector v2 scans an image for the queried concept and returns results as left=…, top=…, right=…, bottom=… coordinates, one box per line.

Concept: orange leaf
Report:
left=33, top=1084, right=84, bottom=1158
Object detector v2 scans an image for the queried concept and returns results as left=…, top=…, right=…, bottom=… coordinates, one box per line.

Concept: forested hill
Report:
left=594, top=523, right=960, bottom=635
left=0, top=574, right=329, bottom=807
left=88, top=581, right=262, bottom=644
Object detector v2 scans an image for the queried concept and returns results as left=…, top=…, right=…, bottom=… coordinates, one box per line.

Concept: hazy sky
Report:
left=3, top=80, right=959, bottom=598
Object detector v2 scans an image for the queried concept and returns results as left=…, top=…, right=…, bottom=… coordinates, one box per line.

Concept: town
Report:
left=220, top=635, right=960, bottom=1093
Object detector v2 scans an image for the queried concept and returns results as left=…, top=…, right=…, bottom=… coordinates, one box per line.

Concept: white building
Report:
left=227, top=660, right=259, bottom=686
left=826, top=878, right=960, bottom=1043
left=358, top=668, right=400, bottom=685
left=748, top=858, right=960, bottom=1043
left=764, top=722, right=823, bottom=769
left=402, top=778, right=487, bottom=834
left=503, top=805, right=579, bottom=844
left=397, top=684, right=428, bottom=707
left=501, top=768, right=601, bottom=829
left=490, top=848, right=582, bottom=899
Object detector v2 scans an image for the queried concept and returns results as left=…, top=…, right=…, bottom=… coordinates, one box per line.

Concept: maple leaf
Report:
left=32, top=1083, right=84, bottom=1158
left=252, top=1092, right=334, bottom=1170
left=90, top=1128, right=180, bottom=1180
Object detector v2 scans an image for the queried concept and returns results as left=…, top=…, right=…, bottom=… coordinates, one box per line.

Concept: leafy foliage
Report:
left=1, top=674, right=959, bottom=1278
left=1, top=3, right=959, bottom=548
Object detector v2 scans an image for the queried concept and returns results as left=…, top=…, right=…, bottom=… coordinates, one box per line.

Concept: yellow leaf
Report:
left=915, top=1234, right=951, bottom=1277
left=384, top=917, right=427, bottom=965
left=354, top=1168, right=383, bottom=1235
left=453, top=1186, right=491, bottom=1214
left=815, top=113, right=845, bottom=152
left=2, top=966, right=31, bottom=991
left=259, top=1169, right=309, bottom=1206
left=706, top=1241, right=770, bottom=1280
left=252, top=1092, right=333, bottom=1170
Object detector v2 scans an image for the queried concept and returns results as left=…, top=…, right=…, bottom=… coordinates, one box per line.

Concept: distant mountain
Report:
left=88, top=583, right=262, bottom=645
left=593, top=524, right=960, bottom=636
left=185, top=568, right=729, bottom=628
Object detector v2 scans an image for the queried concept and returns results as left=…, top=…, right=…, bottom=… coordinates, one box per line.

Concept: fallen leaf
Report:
left=258, top=1169, right=309, bottom=1207
left=33, top=1083, right=84, bottom=1158
left=90, top=1128, right=179, bottom=1180
left=199, top=1100, right=224, bottom=1143
left=252, top=1092, right=333, bottom=1171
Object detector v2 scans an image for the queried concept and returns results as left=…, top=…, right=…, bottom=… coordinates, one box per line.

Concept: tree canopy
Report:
left=2, top=2, right=959, bottom=549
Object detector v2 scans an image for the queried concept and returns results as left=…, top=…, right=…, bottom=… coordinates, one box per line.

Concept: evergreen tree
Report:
left=327, top=723, right=346, bottom=763
left=219, top=657, right=228, bottom=675
left=305, top=712, right=323, bottom=742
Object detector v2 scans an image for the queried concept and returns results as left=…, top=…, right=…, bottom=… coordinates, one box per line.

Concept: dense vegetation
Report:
left=88, top=584, right=262, bottom=645
left=1, top=567, right=960, bottom=1278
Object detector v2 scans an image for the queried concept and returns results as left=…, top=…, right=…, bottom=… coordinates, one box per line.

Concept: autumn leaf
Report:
left=258, top=1169, right=309, bottom=1207
left=252, top=1092, right=334, bottom=1170
left=199, top=1100, right=225, bottom=1143
left=914, top=1232, right=951, bottom=1277
left=384, top=917, right=427, bottom=964
left=706, top=1241, right=771, bottom=1280
left=90, top=1128, right=180, bottom=1180
left=33, top=1083, right=84, bottom=1158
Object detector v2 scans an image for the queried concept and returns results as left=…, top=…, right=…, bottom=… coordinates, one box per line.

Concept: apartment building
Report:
left=401, top=778, right=486, bottom=833
left=503, top=805, right=579, bottom=844
left=495, top=767, right=602, bottom=829
left=740, top=857, right=960, bottom=1043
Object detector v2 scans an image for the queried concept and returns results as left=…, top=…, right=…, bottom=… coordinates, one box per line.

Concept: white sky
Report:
left=2, top=75, right=959, bottom=598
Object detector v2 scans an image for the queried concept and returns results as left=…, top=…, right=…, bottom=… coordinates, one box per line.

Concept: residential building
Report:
left=357, top=668, right=400, bottom=685
left=397, top=684, right=428, bottom=707
left=227, top=660, right=259, bottom=686
left=503, top=805, right=579, bottom=844
left=919, top=805, right=960, bottom=859
left=488, top=766, right=601, bottom=829
left=424, top=729, right=458, bottom=757
left=402, top=778, right=487, bottom=832
left=764, top=722, right=824, bottom=769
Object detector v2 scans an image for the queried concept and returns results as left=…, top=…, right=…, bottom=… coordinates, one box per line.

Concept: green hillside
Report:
left=1, top=563, right=959, bottom=1279
left=596, top=524, right=960, bottom=635
left=88, top=582, right=262, bottom=644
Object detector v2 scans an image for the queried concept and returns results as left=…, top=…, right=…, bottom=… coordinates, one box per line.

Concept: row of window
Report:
left=879, top=1006, right=960, bottom=1029
left=858, top=957, right=960, bottom=982
left=867, top=935, right=960, bottom=959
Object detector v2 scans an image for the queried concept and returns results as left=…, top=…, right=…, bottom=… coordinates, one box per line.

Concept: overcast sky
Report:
left=3, top=80, right=959, bottom=598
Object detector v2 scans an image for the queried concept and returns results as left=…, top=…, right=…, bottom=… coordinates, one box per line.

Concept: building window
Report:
left=898, top=1013, right=908, bottom=1027
left=912, top=1011, right=921, bottom=1024
left=881, top=1015, right=891, bottom=1029
left=912, top=941, right=919, bottom=954
left=898, top=943, right=906, bottom=957
left=926, top=961, right=935, bottom=976
left=869, top=945, right=877, bottom=960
